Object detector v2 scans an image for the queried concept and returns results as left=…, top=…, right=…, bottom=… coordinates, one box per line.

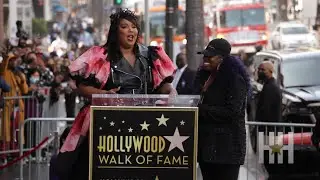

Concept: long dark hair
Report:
left=103, top=9, right=141, bottom=62
left=26, top=68, right=41, bottom=85
left=218, top=55, right=252, bottom=96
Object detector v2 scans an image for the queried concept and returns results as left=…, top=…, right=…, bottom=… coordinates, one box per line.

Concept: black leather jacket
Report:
left=108, top=45, right=154, bottom=94
left=73, top=45, right=156, bottom=95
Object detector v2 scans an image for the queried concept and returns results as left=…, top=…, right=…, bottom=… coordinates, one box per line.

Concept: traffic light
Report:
left=114, top=0, right=122, bottom=5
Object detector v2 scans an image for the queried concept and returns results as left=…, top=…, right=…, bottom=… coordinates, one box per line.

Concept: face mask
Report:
left=258, top=72, right=266, bottom=81
left=30, top=77, right=40, bottom=84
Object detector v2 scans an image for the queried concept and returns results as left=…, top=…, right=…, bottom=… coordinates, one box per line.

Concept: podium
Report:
left=89, top=94, right=200, bottom=180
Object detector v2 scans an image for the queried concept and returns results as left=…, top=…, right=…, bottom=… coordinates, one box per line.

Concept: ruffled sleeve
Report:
left=68, top=46, right=110, bottom=88
left=151, top=46, right=176, bottom=88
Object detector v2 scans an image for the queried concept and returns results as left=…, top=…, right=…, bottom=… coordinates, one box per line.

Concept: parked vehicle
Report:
left=212, top=0, right=268, bottom=54
left=270, top=22, right=318, bottom=50
left=249, top=48, right=320, bottom=177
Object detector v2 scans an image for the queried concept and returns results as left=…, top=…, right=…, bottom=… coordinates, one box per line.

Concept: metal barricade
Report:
left=3, top=117, right=317, bottom=180
left=0, top=96, right=46, bottom=163
left=18, top=117, right=74, bottom=180
left=245, top=121, right=317, bottom=180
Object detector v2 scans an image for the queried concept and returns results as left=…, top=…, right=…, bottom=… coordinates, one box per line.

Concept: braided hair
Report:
left=103, top=9, right=141, bottom=63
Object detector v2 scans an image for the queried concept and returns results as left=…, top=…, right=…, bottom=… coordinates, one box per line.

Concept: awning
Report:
left=53, top=5, right=68, bottom=12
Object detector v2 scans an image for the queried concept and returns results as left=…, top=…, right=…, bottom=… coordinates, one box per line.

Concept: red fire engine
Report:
left=213, top=0, right=268, bottom=54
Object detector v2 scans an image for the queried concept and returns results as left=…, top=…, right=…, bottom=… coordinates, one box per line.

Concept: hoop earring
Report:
left=217, top=63, right=221, bottom=70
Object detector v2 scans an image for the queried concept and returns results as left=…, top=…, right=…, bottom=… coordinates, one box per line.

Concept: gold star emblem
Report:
left=140, top=121, right=150, bottom=131
left=269, top=144, right=283, bottom=155
left=156, top=114, right=169, bottom=126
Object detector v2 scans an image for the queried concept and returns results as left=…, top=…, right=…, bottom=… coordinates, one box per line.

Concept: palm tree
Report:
left=186, top=0, right=204, bottom=71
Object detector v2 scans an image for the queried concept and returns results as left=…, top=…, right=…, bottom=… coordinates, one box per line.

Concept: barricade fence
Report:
left=0, top=96, right=45, bottom=162
left=18, top=118, right=74, bottom=180
left=0, top=114, right=318, bottom=179
left=245, top=121, right=318, bottom=179
left=0, top=93, right=83, bottom=163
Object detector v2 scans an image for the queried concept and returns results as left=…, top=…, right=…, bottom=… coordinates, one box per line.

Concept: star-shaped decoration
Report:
left=128, top=127, right=133, bottom=133
left=180, top=120, right=185, bottom=126
left=99, top=127, right=102, bottom=130
left=269, top=144, right=283, bottom=155
left=110, top=121, right=115, bottom=126
left=118, top=129, right=121, bottom=132
left=140, top=121, right=150, bottom=131
left=155, top=175, right=159, bottom=180
left=164, top=127, right=189, bottom=152
left=122, top=120, right=125, bottom=124
left=156, top=114, right=169, bottom=126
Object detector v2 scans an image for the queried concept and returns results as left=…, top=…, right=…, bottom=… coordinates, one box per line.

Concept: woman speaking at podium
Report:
left=56, top=9, right=176, bottom=180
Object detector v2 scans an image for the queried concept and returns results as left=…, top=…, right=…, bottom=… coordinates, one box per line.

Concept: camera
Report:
left=16, top=21, right=29, bottom=47
left=39, top=69, right=54, bottom=86
left=33, top=90, right=46, bottom=104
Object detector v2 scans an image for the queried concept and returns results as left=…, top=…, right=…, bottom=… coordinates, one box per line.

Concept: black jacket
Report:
left=255, top=77, right=282, bottom=123
left=312, top=116, right=320, bottom=150
left=175, top=67, right=196, bottom=95
left=197, top=69, right=247, bottom=165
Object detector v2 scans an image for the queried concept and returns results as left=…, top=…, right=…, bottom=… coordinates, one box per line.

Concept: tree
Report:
left=186, top=0, right=204, bottom=71
left=32, top=18, right=48, bottom=36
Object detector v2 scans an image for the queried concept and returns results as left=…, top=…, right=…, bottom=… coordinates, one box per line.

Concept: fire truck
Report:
left=213, top=0, right=268, bottom=54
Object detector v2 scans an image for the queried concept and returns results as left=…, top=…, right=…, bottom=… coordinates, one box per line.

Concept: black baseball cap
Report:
left=197, top=38, right=231, bottom=57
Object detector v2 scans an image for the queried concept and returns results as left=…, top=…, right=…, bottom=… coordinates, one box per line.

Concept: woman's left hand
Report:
left=158, top=83, right=176, bottom=94
left=169, top=87, right=178, bottom=96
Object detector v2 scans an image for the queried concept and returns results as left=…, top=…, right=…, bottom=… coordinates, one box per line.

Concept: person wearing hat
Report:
left=195, top=38, right=250, bottom=180
left=0, top=50, right=29, bottom=148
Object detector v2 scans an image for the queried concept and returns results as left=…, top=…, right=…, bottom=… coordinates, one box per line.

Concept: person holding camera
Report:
left=23, top=68, right=42, bottom=153
left=24, top=51, right=54, bottom=87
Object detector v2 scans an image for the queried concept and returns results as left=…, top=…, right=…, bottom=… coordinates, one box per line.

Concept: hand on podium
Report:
left=103, top=87, right=120, bottom=94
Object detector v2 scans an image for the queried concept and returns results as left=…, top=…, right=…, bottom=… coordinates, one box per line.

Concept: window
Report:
left=17, top=8, right=23, bottom=20
left=282, top=26, right=309, bottom=35
left=25, top=7, right=30, bottom=18
left=282, top=56, right=320, bottom=88
left=149, top=10, right=185, bottom=37
left=219, top=8, right=265, bottom=28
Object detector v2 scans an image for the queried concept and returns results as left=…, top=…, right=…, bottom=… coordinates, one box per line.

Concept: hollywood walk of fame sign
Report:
left=89, top=106, right=198, bottom=180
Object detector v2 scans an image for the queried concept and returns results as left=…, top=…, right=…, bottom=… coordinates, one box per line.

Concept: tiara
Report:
left=110, top=9, right=137, bottom=24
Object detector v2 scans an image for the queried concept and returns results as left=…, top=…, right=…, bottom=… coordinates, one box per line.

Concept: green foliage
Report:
left=32, top=18, right=48, bottom=36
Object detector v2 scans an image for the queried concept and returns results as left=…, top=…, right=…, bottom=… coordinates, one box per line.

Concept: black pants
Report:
left=56, top=136, right=89, bottom=180
left=65, top=92, right=76, bottom=118
left=199, top=162, right=240, bottom=180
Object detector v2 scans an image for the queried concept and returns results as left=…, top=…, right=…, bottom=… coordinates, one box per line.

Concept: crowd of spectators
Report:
left=0, top=34, right=87, bottom=161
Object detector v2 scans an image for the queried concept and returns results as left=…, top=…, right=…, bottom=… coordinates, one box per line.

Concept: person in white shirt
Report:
left=172, top=53, right=196, bottom=94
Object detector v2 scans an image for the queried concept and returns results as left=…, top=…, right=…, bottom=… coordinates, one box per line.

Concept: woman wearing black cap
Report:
left=195, top=38, right=250, bottom=180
